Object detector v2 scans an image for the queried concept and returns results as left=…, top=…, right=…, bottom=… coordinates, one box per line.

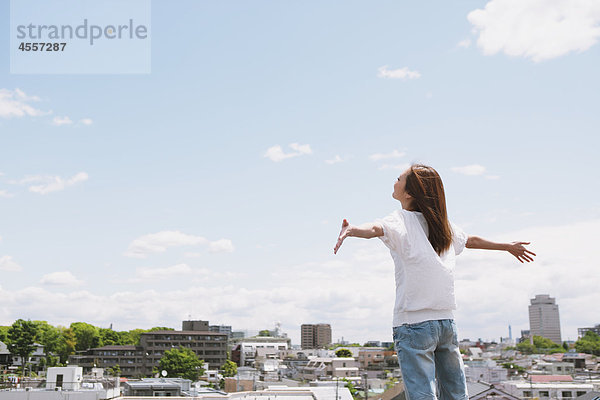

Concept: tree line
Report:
left=0, top=319, right=175, bottom=372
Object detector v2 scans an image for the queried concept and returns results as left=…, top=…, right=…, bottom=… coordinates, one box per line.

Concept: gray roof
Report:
left=93, top=345, right=139, bottom=351
left=467, top=381, right=491, bottom=396
left=575, top=391, right=600, bottom=400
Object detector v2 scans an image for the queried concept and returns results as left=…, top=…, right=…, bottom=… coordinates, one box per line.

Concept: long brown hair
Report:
left=405, top=164, right=452, bottom=255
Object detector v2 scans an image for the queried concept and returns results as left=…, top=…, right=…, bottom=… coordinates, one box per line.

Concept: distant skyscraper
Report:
left=301, top=323, right=332, bottom=349
left=528, top=294, right=562, bottom=344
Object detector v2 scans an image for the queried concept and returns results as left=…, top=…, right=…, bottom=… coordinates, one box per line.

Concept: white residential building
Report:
left=238, top=338, right=290, bottom=367
left=499, top=380, right=593, bottom=399
left=463, top=360, right=508, bottom=384
left=300, top=357, right=360, bottom=381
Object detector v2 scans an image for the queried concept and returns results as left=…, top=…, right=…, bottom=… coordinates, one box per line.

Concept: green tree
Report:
left=343, top=378, right=359, bottom=398
left=99, top=328, right=121, bottom=346
left=70, top=322, right=101, bottom=351
left=33, top=321, right=63, bottom=368
left=258, top=330, right=272, bottom=337
left=0, top=326, right=9, bottom=342
left=7, top=319, right=38, bottom=376
left=533, top=335, right=560, bottom=349
left=148, top=327, right=175, bottom=332
left=335, top=349, right=353, bottom=358
left=575, top=331, right=600, bottom=356
left=516, top=342, right=537, bottom=354
left=159, top=347, right=205, bottom=381
left=57, top=327, right=77, bottom=363
left=126, top=329, right=147, bottom=345
left=221, top=360, right=237, bottom=377
left=107, top=364, right=121, bottom=376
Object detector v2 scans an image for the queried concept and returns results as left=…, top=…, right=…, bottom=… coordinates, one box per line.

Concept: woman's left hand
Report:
left=507, top=241, right=536, bottom=263
left=334, top=219, right=350, bottom=254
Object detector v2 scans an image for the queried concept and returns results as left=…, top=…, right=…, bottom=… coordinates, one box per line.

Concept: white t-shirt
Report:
left=377, top=209, right=468, bottom=326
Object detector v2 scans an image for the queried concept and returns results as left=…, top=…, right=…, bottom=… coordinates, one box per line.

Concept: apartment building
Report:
left=69, top=320, right=227, bottom=377
left=301, top=324, right=331, bottom=349
left=578, top=324, right=600, bottom=338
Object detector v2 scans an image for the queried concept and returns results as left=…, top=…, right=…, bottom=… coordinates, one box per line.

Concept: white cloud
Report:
left=0, top=219, right=598, bottom=344
left=125, top=231, right=234, bottom=258
left=457, top=39, right=472, bottom=48
left=23, top=172, right=89, bottom=194
left=264, top=143, right=313, bottom=162
left=40, top=271, right=84, bottom=286
left=325, top=155, right=343, bottom=165
left=52, top=116, right=73, bottom=126
left=452, top=164, right=487, bottom=176
left=0, top=88, right=47, bottom=118
left=377, top=66, right=421, bottom=80
left=135, top=264, right=196, bottom=280
left=79, top=118, right=93, bottom=126
left=378, top=163, right=410, bottom=171
left=467, top=0, right=600, bottom=62
left=208, top=239, right=235, bottom=253
left=369, top=150, right=406, bottom=161
left=0, top=256, right=22, bottom=271
left=0, top=190, right=14, bottom=198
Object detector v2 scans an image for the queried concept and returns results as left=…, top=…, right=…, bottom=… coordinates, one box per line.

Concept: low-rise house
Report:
left=0, top=341, right=11, bottom=368
left=563, top=353, right=589, bottom=370
left=499, top=378, right=594, bottom=399
left=10, top=343, right=45, bottom=371
left=358, top=348, right=386, bottom=370
left=467, top=382, right=520, bottom=400
left=463, top=360, right=508, bottom=384
left=535, top=361, right=575, bottom=375
left=300, top=357, right=359, bottom=381
left=0, top=367, right=120, bottom=400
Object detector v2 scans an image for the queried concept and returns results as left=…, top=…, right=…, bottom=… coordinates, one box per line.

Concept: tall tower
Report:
left=528, top=294, right=562, bottom=344
left=301, top=324, right=332, bottom=349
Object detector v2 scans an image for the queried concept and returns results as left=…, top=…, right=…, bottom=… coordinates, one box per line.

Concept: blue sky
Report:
left=1, top=0, right=599, bottom=345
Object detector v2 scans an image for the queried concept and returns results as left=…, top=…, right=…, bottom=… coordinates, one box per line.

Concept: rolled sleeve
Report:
left=376, top=211, right=406, bottom=252
left=451, top=222, right=468, bottom=255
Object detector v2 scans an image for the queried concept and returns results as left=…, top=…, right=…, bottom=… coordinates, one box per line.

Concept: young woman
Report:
left=333, top=164, right=535, bottom=400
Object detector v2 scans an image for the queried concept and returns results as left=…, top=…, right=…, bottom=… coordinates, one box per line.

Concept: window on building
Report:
left=561, top=391, right=572, bottom=398
left=523, top=391, right=532, bottom=398
left=576, top=392, right=587, bottom=397
left=539, top=391, right=549, bottom=397
left=557, top=366, right=562, bottom=371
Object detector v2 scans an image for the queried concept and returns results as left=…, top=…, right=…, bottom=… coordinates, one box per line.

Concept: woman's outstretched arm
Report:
left=334, top=219, right=383, bottom=254
left=466, top=236, right=536, bottom=263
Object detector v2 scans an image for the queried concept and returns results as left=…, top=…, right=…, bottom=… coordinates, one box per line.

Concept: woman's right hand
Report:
left=334, top=219, right=350, bottom=254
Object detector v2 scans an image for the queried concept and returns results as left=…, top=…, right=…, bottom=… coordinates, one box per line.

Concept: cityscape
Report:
left=2, top=1, right=600, bottom=400
left=1, top=294, right=599, bottom=400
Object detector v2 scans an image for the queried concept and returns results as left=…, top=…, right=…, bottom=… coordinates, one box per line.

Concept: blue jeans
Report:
left=393, top=319, right=468, bottom=400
